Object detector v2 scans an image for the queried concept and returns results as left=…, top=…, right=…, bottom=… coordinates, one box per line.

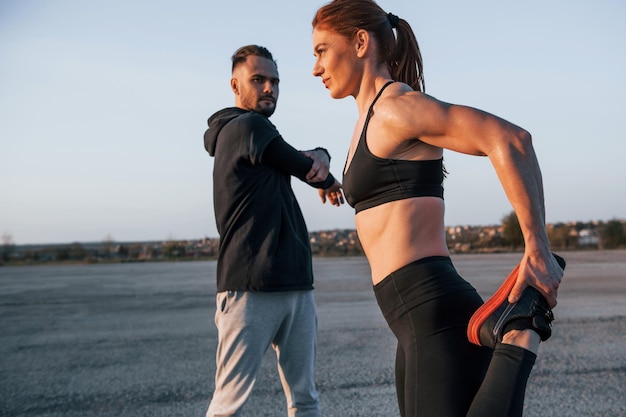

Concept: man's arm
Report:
left=301, top=147, right=331, bottom=182
left=261, top=136, right=335, bottom=189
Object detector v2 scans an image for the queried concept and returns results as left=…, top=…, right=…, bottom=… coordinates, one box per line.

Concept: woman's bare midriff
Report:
left=355, top=197, right=450, bottom=285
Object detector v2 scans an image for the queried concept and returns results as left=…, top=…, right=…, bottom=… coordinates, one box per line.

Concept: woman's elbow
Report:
left=513, top=128, right=533, bottom=153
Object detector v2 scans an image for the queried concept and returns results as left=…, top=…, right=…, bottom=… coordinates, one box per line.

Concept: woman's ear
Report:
left=355, top=29, right=369, bottom=58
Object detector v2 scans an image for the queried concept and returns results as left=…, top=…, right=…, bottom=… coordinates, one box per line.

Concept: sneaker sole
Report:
left=467, top=254, right=566, bottom=346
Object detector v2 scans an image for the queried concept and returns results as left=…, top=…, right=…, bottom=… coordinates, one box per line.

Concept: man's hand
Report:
left=301, top=149, right=330, bottom=183
left=318, top=181, right=345, bottom=207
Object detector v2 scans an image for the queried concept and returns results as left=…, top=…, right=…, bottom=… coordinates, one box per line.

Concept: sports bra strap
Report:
left=364, top=81, right=395, bottom=132
left=367, top=81, right=395, bottom=117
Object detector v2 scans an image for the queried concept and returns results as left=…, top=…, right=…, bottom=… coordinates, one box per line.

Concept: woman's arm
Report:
left=384, top=89, right=563, bottom=306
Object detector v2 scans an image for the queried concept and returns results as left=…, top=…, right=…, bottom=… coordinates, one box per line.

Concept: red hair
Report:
left=312, top=0, right=425, bottom=92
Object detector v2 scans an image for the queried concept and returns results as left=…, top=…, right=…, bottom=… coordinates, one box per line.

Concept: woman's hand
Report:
left=318, top=181, right=345, bottom=207
left=510, top=251, right=565, bottom=308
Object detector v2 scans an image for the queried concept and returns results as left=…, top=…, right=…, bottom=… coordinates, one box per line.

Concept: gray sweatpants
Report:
left=206, top=290, right=321, bottom=417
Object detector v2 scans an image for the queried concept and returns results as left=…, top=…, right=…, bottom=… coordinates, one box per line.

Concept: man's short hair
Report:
left=231, top=45, right=277, bottom=72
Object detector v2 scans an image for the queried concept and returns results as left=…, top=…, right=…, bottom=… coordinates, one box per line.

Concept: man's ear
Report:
left=355, top=29, right=369, bottom=58
left=230, top=78, right=238, bottom=94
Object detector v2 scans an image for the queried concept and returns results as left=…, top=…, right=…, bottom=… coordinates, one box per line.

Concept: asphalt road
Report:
left=1, top=250, right=625, bottom=417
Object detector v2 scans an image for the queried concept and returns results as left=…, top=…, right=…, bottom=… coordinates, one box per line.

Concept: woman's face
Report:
left=312, top=28, right=361, bottom=99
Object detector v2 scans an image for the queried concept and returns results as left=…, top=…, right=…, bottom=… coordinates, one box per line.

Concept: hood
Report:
left=203, top=107, right=248, bottom=156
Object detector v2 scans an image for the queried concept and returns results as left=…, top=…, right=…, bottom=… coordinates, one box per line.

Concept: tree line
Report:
left=1, top=215, right=624, bottom=266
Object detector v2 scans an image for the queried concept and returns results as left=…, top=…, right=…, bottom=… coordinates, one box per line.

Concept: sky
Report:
left=1, top=0, right=625, bottom=245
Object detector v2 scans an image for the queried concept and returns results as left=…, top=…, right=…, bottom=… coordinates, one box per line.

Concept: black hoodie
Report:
left=204, top=107, right=315, bottom=292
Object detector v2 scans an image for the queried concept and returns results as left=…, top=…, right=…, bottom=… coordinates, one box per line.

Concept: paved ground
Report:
left=1, top=250, right=625, bottom=417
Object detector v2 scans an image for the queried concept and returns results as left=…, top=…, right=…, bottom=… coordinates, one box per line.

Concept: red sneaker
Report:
left=467, top=253, right=566, bottom=348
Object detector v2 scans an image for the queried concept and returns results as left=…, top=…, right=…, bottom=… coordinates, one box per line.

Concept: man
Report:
left=203, top=44, right=344, bottom=417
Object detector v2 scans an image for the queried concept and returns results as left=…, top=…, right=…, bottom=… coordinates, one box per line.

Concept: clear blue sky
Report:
left=1, top=0, right=624, bottom=245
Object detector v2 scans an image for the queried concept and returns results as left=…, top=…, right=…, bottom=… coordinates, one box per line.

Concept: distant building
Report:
left=578, top=229, right=599, bottom=246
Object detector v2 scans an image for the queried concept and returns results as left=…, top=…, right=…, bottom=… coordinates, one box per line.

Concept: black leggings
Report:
left=374, top=256, right=537, bottom=417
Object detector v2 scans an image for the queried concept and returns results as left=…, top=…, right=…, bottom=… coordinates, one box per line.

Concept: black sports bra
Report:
left=342, top=81, right=444, bottom=213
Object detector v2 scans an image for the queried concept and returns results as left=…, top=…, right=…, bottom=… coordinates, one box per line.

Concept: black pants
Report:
left=374, top=256, right=536, bottom=417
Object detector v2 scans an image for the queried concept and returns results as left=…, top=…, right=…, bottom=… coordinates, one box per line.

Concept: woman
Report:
left=311, top=1, right=565, bottom=416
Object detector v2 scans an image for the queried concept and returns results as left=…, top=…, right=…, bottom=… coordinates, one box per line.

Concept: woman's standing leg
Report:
left=374, top=258, right=492, bottom=417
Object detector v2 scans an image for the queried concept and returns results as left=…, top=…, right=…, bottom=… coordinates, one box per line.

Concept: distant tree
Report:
left=163, top=236, right=185, bottom=259
left=501, top=211, right=523, bottom=249
left=117, top=244, right=129, bottom=259
left=69, top=242, right=87, bottom=260
left=600, top=219, right=624, bottom=249
left=55, top=246, right=70, bottom=261
left=1, top=233, right=15, bottom=262
left=127, top=244, right=144, bottom=260
left=101, top=234, right=114, bottom=259
left=547, top=223, right=578, bottom=250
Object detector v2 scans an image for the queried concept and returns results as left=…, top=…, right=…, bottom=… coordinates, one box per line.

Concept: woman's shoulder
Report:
left=375, top=84, right=428, bottom=120
left=377, top=83, right=431, bottom=111
left=387, top=85, right=450, bottom=119
left=372, top=83, right=451, bottom=143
